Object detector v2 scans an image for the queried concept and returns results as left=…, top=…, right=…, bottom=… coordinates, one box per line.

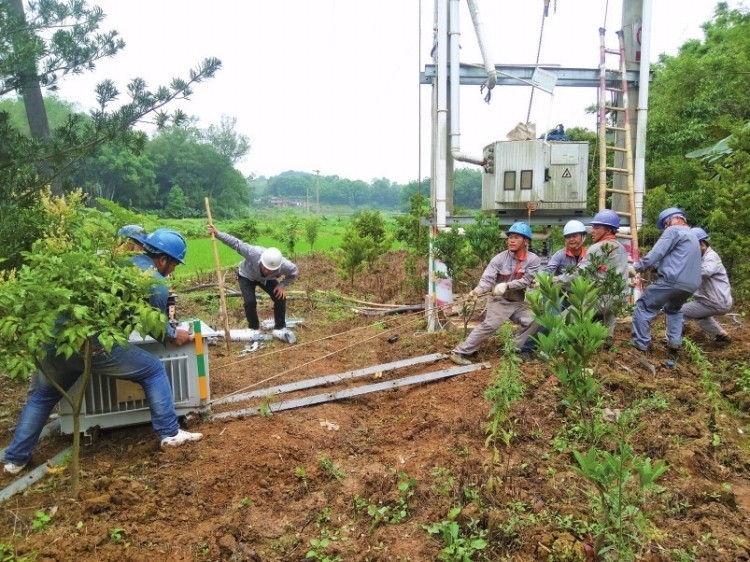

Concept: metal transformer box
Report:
left=58, top=330, right=210, bottom=435
left=481, top=140, right=589, bottom=215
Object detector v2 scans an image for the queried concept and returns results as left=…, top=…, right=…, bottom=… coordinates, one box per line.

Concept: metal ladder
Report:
left=597, top=27, right=639, bottom=260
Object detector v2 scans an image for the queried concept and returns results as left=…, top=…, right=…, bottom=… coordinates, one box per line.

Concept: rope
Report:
left=207, top=296, right=480, bottom=404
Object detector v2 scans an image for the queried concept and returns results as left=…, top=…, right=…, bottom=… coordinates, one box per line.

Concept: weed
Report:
left=319, top=456, right=347, bottom=480
left=484, top=323, right=525, bottom=461
left=238, top=497, right=252, bottom=508
left=738, top=368, right=750, bottom=394
left=700, top=532, right=719, bottom=548
left=295, top=466, right=309, bottom=488
left=553, top=513, right=591, bottom=536
left=670, top=546, right=698, bottom=561
left=462, top=485, right=481, bottom=505
left=31, top=510, right=51, bottom=531
left=317, top=507, right=333, bottom=525
left=430, top=466, right=456, bottom=497
left=258, top=397, right=273, bottom=418
left=572, top=441, right=668, bottom=559
left=634, top=392, right=669, bottom=412
left=0, top=543, right=34, bottom=562
left=306, top=531, right=342, bottom=562
left=423, top=507, right=488, bottom=562
left=684, top=339, right=722, bottom=412
left=361, top=471, right=417, bottom=533
left=109, top=527, right=125, bottom=542
left=451, top=445, right=470, bottom=458
left=352, top=495, right=369, bottom=514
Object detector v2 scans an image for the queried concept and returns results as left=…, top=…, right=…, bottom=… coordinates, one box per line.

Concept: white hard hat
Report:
left=260, top=247, right=283, bottom=271
left=563, top=220, right=587, bottom=236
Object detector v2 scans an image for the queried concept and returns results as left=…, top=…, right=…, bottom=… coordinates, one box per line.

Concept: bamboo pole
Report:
left=205, top=198, right=232, bottom=351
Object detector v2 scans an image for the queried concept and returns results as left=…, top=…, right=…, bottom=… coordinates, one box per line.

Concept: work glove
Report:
left=493, top=282, right=508, bottom=296
left=628, top=264, right=638, bottom=278
left=465, top=290, right=479, bottom=304
left=529, top=279, right=540, bottom=289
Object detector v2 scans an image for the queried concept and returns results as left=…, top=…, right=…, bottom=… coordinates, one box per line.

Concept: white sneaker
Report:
left=160, top=429, right=203, bottom=448
left=272, top=328, right=297, bottom=344
left=4, top=461, right=26, bottom=475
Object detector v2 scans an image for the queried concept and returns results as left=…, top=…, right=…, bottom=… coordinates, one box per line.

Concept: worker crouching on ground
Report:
left=2, top=229, right=203, bottom=476
left=679, top=227, right=733, bottom=344
left=450, top=222, right=540, bottom=366
left=631, top=207, right=701, bottom=353
left=207, top=224, right=298, bottom=343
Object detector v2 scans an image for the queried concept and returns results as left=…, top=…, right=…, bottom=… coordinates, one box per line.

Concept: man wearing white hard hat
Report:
left=207, top=224, right=299, bottom=343
left=546, top=220, right=588, bottom=274
left=518, top=220, right=588, bottom=356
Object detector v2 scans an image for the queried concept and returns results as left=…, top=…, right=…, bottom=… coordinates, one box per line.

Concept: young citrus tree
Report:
left=0, top=190, right=165, bottom=496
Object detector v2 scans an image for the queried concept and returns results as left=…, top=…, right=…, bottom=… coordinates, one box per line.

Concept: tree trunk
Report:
left=38, top=339, right=93, bottom=499
left=8, top=0, right=59, bottom=195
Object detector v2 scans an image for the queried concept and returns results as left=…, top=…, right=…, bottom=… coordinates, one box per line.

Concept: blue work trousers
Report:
left=631, top=281, right=693, bottom=350
left=3, top=342, right=179, bottom=466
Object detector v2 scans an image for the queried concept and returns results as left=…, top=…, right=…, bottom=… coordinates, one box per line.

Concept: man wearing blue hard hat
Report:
left=118, top=224, right=148, bottom=253
left=630, top=207, right=701, bottom=353
left=451, top=221, right=540, bottom=365
left=552, top=209, right=630, bottom=345
left=3, top=228, right=203, bottom=475
left=680, top=227, right=733, bottom=344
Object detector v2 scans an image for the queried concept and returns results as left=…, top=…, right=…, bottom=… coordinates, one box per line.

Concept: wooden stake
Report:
left=205, top=198, right=232, bottom=351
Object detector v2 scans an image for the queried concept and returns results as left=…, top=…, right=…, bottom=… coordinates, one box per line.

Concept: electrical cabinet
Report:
left=481, top=140, right=589, bottom=215
left=58, top=331, right=210, bottom=435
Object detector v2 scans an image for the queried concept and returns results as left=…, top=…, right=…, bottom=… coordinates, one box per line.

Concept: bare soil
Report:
left=1, top=252, right=750, bottom=562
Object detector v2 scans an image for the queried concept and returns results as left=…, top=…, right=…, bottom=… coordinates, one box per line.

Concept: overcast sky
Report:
left=52, top=0, right=743, bottom=184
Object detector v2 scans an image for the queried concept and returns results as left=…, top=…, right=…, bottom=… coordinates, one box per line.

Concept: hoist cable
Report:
left=526, top=1, right=549, bottom=123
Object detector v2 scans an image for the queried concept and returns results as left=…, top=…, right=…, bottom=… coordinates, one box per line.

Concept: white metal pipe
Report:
left=0, top=446, right=71, bottom=502
left=449, top=0, right=484, bottom=167
left=435, top=0, right=449, bottom=228
left=466, top=0, right=497, bottom=91
left=633, top=0, right=653, bottom=230
left=428, top=0, right=450, bottom=332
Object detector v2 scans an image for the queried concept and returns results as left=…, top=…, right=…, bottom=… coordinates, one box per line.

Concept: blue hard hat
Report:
left=118, top=224, right=146, bottom=243
left=690, top=227, right=709, bottom=242
left=143, top=229, right=187, bottom=264
left=590, top=209, right=620, bottom=229
left=506, top=222, right=533, bottom=240
left=657, top=207, right=685, bottom=230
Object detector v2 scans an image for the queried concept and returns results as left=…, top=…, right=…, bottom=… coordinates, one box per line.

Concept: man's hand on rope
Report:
left=465, top=289, right=480, bottom=304
left=493, top=282, right=508, bottom=296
